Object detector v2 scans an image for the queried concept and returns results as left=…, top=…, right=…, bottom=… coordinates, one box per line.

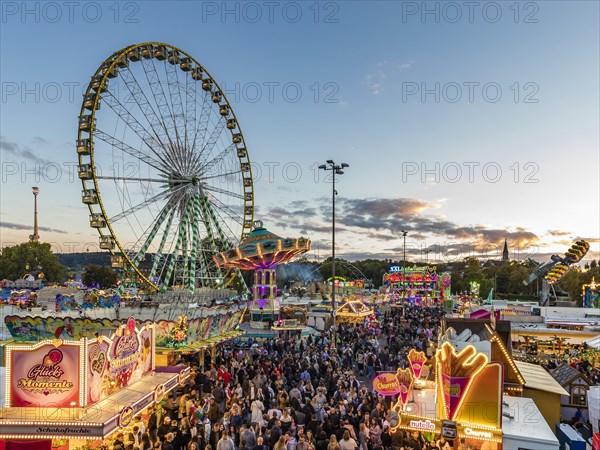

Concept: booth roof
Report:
left=0, top=372, right=177, bottom=428
left=515, top=360, right=568, bottom=396
left=502, top=396, right=559, bottom=449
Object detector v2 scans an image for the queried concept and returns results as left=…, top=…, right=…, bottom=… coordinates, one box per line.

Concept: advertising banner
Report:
left=86, top=318, right=154, bottom=405
left=7, top=341, right=83, bottom=407
left=373, top=372, right=401, bottom=396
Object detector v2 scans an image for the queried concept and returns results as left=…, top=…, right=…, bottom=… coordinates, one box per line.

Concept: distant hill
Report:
left=56, top=252, right=111, bottom=269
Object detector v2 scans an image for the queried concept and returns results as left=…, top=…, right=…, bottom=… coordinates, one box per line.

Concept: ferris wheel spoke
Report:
left=198, top=142, right=236, bottom=175
left=179, top=217, right=189, bottom=291
left=130, top=201, right=174, bottom=265
left=202, top=197, right=236, bottom=249
left=149, top=207, right=177, bottom=283
left=190, top=89, right=212, bottom=154
left=194, top=115, right=227, bottom=167
left=96, top=175, right=166, bottom=183
left=102, top=90, right=179, bottom=171
left=207, top=194, right=245, bottom=226
left=160, top=199, right=193, bottom=292
left=202, top=185, right=244, bottom=201
left=206, top=199, right=242, bottom=250
left=188, top=194, right=202, bottom=292
left=108, top=187, right=178, bottom=223
left=163, top=59, right=189, bottom=170
left=120, top=65, right=173, bottom=152
left=197, top=197, right=224, bottom=279
left=184, top=71, right=197, bottom=155
left=94, top=129, right=167, bottom=173
left=141, top=57, right=182, bottom=163
left=198, top=169, right=241, bottom=182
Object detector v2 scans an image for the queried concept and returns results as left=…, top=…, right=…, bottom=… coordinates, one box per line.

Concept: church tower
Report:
left=502, top=239, right=509, bottom=262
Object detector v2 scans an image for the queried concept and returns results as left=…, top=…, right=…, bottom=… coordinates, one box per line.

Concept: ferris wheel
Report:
left=76, top=42, right=254, bottom=293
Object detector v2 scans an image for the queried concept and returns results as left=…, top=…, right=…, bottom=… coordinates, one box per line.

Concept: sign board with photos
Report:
left=87, top=317, right=155, bottom=405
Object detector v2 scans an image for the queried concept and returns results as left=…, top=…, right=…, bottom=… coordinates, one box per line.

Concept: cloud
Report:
left=262, top=195, right=545, bottom=259
left=340, top=197, right=434, bottom=218
left=397, top=60, right=415, bottom=69
left=548, top=230, right=571, bottom=236
left=0, top=136, right=51, bottom=164
left=0, top=221, right=68, bottom=234
left=364, top=60, right=415, bottom=95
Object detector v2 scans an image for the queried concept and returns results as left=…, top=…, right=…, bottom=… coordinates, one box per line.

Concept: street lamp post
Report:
left=401, top=230, right=408, bottom=300
left=319, top=160, right=349, bottom=347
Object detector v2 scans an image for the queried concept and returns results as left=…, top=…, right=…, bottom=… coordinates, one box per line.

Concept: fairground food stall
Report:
left=0, top=318, right=190, bottom=450
left=383, top=342, right=559, bottom=450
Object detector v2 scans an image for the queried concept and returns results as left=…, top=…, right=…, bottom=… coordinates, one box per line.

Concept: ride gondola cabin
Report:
left=89, top=213, right=106, bottom=228
left=82, top=189, right=99, bottom=204
left=99, top=236, right=115, bottom=250
left=77, top=139, right=93, bottom=155
left=83, top=93, right=100, bottom=110
left=78, top=115, right=96, bottom=131
left=78, top=164, right=93, bottom=180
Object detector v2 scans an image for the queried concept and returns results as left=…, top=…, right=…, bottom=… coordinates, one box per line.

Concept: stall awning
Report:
left=0, top=369, right=189, bottom=440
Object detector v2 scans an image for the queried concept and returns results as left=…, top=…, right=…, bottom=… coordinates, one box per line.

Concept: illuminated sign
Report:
left=436, top=342, right=488, bottom=421
left=6, top=340, right=84, bottom=407
left=394, top=368, right=414, bottom=406
left=88, top=319, right=154, bottom=405
left=389, top=266, right=402, bottom=272
left=119, top=405, right=134, bottom=427
left=408, top=349, right=427, bottom=379
left=154, top=384, right=165, bottom=403
left=409, top=420, right=437, bottom=431
left=0, top=424, right=103, bottom=438
left=464, top=428, right=493, bottom=439
left=373, top=373, right=401, bottom=396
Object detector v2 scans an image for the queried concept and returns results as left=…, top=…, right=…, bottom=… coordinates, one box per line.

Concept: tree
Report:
left=0, top=241, right=65, bottom=282
left=82, top=265, right=118, bottom=288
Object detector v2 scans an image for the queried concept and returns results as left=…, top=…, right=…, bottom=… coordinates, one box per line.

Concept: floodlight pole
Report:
left=319, top=160, right=349, bottom=348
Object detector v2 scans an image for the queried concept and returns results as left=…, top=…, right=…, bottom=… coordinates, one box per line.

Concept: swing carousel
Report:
left=214, top=221, right=311, bottom=335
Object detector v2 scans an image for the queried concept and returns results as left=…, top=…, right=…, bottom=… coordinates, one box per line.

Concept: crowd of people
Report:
left=110, top=304, right=448, bottom=450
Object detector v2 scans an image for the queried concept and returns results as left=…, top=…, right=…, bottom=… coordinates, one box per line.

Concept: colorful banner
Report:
left=4, top=309, right=243, bottom=343
left=408, top=349, right=427, bottom=379
left=55, top=292, right=119, bottom=311
left=7, top=341, right=84, bottom=407
left=86, top=318, right=154, bottom=405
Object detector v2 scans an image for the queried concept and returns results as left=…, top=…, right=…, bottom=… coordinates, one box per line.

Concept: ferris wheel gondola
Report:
left=76, top=42, right=254, bottom=293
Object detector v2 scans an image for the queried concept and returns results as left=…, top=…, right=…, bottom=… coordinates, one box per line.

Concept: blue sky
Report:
left=1, top=1, right=598, bottom=263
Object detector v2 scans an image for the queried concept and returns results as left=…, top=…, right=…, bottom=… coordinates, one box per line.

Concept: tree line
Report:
left=1, top=242, right=598, bottom=304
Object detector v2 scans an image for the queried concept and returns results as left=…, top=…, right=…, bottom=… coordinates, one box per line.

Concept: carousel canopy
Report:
left=214, top=221, right=310, bottom=270
left=335, top=299, right=374, bottom=322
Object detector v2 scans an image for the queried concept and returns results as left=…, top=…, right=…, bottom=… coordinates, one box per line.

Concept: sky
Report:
left=0, top=0, right=599, bottom=264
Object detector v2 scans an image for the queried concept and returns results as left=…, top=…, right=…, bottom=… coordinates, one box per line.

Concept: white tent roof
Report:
left=502, top=396, right=559, bottom=450
left=586, top=334, right=600, bottom=349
